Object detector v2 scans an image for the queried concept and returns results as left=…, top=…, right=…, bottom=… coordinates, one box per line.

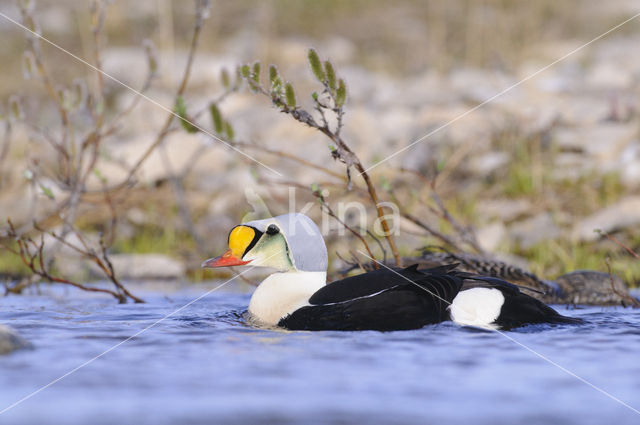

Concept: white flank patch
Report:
left=449, top=287, right=505, bottom=329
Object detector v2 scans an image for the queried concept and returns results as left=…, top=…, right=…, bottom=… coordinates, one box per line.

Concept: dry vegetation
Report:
left=1, top=0, right=640, bottom=299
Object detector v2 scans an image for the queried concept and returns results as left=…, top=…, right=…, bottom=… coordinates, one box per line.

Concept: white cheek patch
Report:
left=244, top=242, right=291, bottom=272
left=244, top=251, right=275, bottom=269
left=449, top=287, right=505, bottom=329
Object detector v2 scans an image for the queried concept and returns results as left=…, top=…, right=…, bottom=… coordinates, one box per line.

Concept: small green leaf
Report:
left=220, top=68, right=230, bottom=89
left=72, top=79, right=87, bottom=109
left=20, top=0, right=35, bottom=14
left=23, top=14, right=37, bottom=34
left=271, top=76, right=283, bottom=95
left=380, top=176, right=391, bottom=192
left=175, top=96, right=187, bottom=116
left=311, top=182, right=320, bottom=194
left=240, top=64, right=250, bottom=78
left=8, top=95, right=24, bottom=120
left=142, top=39, right=158, bottom=76
left=39, top=184, right=55, bottom=200
left=60, top=88, right=74, bottom=111
left=235, top=66, right=244, bottom=86
left=437, top=159, right=446, bottom=172
left=335, top=79, right=347, bottom=108
left=252, top=62, right=261, bottom=83
left=56, top=86, right=66, bottom=105
left=324, top=60, right=336, bottom=91
left=21, top=50, right=35, bottom=80
left=224, top=120, right=235, bottom=141
left=308, top=48, right=325, bottom=82
left=93, top=168, right=107, bottom=183
left=95, top=99, right=104, bottom=116
left=209, top=103, right=223, bottom=134
left=285, top=82, right=296, bottom=108
left=174, top=96, right=198, bottom=133
left=269, top=65, right=278, bottom=84
left=328, top=144, right=336, bottom=152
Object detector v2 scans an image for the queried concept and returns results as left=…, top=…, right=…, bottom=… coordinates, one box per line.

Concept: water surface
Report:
left=1, top=282, right=640, bottom=425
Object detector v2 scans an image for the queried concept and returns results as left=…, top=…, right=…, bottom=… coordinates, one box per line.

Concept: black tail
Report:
left=547, top=312, right=585, bottom=325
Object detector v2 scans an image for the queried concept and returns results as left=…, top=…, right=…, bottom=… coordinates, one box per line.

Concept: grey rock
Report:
left=321, top=37, right=356, bottom=63
left=585, top=61, right=633, bottom=90
left=103, top=48, right=235, bottom=90
left=554, top=270, right=636, bottom=306
left=0, top=325, right=31, bottom=355
left=466, top=151, right=509, bottom=176
left=619, top=142, right=640, bottom=186
left=510, top=213, right=562, bottom=248
left=572, top=196, right=640, bottom=241
left=477, top=198, right=532, bottom=222
left=474, top=222, right=507, bottom=253
left=554, top=96, right=610, bottom=125
left=94, top=254, right=186, bottom=280
left=554, top=123, right=636, bottom=165
left=449, top=68, right=515, bottom=104
left=93, top=130, right=234, bottom=190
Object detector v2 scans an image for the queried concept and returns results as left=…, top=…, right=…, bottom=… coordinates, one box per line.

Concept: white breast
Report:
left=248, top=272, right=326, bottom=326
left=449, top=287, right=505, bottom=329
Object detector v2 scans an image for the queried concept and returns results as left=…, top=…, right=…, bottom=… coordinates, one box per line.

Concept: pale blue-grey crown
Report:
left=243, top=213, right=328, bottom=272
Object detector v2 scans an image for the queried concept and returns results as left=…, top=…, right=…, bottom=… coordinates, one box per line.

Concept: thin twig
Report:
left=0, top=121, right=11, bottom=188
left=429, top=187, right=485, bottom=254
left=120, top=2, right=205, bottom=186
left=234, top=141, right=347, bottom=181
left=158, top=143, right=206, bottom=253
left=397, top=166, right=484, bottom=254
left=600, top=231, right=640, bottom=259
left=400, top=211, right=465, bottom=252
left=605, top=256, right=640, bottom=308
left=311, top=188, right=378, bottom=268
left=2, top=220, right=128, bottom=302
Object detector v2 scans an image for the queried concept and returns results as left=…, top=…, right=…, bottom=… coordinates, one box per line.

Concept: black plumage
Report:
left=278, top=264, right=583, bottom=331
left=279, top=265, right=462, bottom=331
left=489, top=285, right=584, bottom=329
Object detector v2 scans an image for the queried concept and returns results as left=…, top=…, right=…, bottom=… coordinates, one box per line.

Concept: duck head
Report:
left=201, top=213, right=328, bottom=273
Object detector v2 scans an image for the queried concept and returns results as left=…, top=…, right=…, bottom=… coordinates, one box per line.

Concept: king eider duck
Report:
left=201, top=213, right=582, bottom=331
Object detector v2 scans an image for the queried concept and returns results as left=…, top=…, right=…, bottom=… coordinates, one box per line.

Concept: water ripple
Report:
left=1, top=291, right=640, bottom=425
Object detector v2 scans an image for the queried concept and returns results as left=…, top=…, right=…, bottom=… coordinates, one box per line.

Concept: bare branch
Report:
left=311, top=186, right=379, bottom=268
left=119, top=2, right=206, bottom=186
left=2, top=219, right=131, bottom=302
left=599, top=230, right=640, bottom=259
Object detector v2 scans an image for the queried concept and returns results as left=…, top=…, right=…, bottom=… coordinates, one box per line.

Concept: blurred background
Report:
left=1, top=0, right=640, bottom=287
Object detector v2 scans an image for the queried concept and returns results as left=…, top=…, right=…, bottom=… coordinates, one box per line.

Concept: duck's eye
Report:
left=266, top=224, right=280, bottom=235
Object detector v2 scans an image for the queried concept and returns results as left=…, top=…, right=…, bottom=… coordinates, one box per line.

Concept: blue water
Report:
left=1, top=282, right=640, bottom=425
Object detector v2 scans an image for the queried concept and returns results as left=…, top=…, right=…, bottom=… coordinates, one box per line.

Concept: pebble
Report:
left=510, top=213, right=562, bottom=249
left=101, top=254, right=186, bottom=280
left=0, top=325, right=31, bottom=355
